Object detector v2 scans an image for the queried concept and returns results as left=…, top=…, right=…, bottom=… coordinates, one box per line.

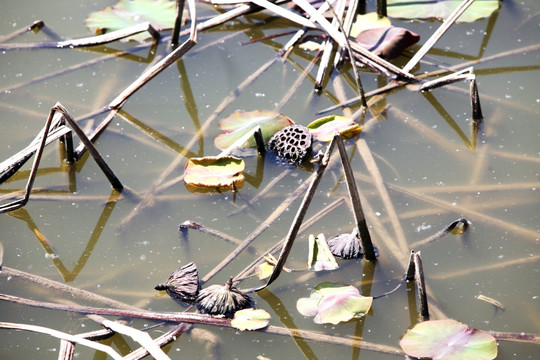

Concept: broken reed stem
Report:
left=253, top=137, right=338, bottom=292
left=200, top=155, right=318, bottom=285
left=414, top=252, right=429, bottom=320
left=109, top=39, right=196, bottom=109
left=0, top=293, right=232, bottom=326
left=0, top=20, right=44, bottom=43
left=410, top=218, right=470, bottom=248
left=109, top=0, right=197, bottom=109
left=334, top=134, right=376, bottom=260
left=0, top=112, right=68, bottom=184
left=0, top=266, right=138, bottom=310
left=123, top=324, right=191, bottom=360
left=0, top=293, right=407, bottom=355
left=171, top=0, right=186, bottom=45
left=58, top=339, right=75, bottom=360
left=314, top=0, right=346, bottom=90
left=0, top=22, right=160, bottom=51
left=53, top=103, right=124, bottom=190
left=377, top=0, right=387, bottom=17
left=237, top=197, right=346, bottom=286
left=405, top=251, right=429, bottom=320
left=254, top=126, right=266, bottom=155
left=319, top=43, right=540, bottom=115
left=403, top=0, right=476, bottom=73
left=0, top=322, right=124, bottom=360
left=470, top=78, right=483, bottom=121
left=0, top=104, right=56, bottom=213
left=179, top=220, right=244, bottom=246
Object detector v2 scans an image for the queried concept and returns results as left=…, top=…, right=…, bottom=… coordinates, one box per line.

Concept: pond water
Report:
left=0, top=0, right=539, bottom=359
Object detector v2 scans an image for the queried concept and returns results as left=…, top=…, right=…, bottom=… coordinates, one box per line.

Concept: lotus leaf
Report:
left=307, top=116, right=361, bottom=142
left=400, top=319, right=498, bottom=360
left=387, top=0, right=500, bottom=23
left=297, top=282, right=372, bottom=324
left=86, top=0, right=181, bottom=42
left=214, top=110, right=294, bottom=150
left=231, top=309, right=271, bottom=331
left=184, top=156, right=244, bottom=189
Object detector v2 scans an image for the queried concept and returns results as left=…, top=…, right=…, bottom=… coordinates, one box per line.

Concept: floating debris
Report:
left=196, top=277, right=254, bottom=318
left=327, top=228, right=363, bottom=259
left=155, top=262, right=200, bottom=303
left=327, top=228, right=379, bottom=259
left=268, top=125, right=313, bottom=164
left=477, top=294, right=505, bottom=311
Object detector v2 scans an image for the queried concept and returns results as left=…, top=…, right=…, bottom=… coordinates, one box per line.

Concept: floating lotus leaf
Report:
left=214, top=110, right=294, bottom=151
left=184, top=156, right=244, bottom=189
left=400, top=319, right=498, bottom=360
left=231, top=308, right=271, bottom=331
left=308, top=234, right=339, bottom=271
left=356, top=27, right=420, bottom=60
left=155, top=262, right=199, bottom=303
left=350, top=12, right=392, bottom=38
left=387, top=0, right=500, bottom=23
left=297, top=282, right=372, bottom=324
left=86, top=0, right=183, bottom=42
left=307, top=116, right=361, bottom=142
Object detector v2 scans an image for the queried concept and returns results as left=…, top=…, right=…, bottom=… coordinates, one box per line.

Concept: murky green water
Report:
left=1, top=0, right=539, bottom=359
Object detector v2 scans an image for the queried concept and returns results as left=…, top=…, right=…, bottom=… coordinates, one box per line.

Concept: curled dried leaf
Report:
left=155, top=262, right=200, bottom=303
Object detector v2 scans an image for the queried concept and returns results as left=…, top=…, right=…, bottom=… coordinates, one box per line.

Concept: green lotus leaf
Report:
left=214, top=110, right=294, bottom=150
left=387, top=0, right=500, bottom=23
left=184, top=156, right=244, bottom=189
left=308, top=234, right=339, bottom=271
left=231, top=309, right=271, bottom=331
left=86, top=0, right=183, bottom=42
left=400, top=319, right=498, bottom=360
left=297, top=282, right=372, bottom=324
left=307, top=115, right=362, bottom=142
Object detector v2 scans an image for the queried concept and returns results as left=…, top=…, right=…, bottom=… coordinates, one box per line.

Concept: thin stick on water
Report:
left=0, top=22, right=160, bottom=51
left=179, top=220, right=244, bottom=246
left=0, top=20, right=45, bottom=43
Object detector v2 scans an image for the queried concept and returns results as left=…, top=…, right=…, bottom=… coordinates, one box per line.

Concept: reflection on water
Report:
left=1, top=0, right=539, bottom=359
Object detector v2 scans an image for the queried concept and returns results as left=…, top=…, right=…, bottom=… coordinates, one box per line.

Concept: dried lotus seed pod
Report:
left=196, top=277, right=254, bottom=318
left=268, top=125, right=313, bottom=164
